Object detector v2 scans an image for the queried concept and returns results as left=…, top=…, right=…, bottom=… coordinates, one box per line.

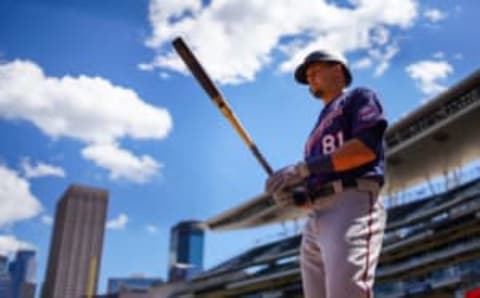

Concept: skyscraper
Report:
left=0, top=255, right=11, bottom=298
left=9, top=250, right=36, bottom=298
left=0, top=255, right=7, bottom=272
left=42, top=184, right=109, bottom=298
left=168, top=220, right=205, bottom=282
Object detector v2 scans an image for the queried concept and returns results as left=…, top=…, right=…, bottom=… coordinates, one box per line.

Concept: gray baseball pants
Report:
left=300, top=180, right=386, bottom=298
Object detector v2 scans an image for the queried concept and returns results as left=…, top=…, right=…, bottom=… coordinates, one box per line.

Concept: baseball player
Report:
left=266, top=50, right=387, bottom=298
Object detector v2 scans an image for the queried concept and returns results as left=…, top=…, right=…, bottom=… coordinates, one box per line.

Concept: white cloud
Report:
left=433, top=52, right=445, bottom=59
left=352, top=57, right=373, bottom=70
left=138, top=63, right=155, bottom=72
left=146, top=224, right=159, bottom=234
left=40, top=215, right=53, bottom=225
left=0, top=235, right=35, bottom=256
left=106, top=213, right=129, bottom=230
left=369, top=43, right=400, bottom=77
left=142, top=0, right=419, bottom=84
left=406, top=60, right=453, bottom=97
left=0, top=164, right=43, bottom=228
left=159, top=72, right=170, bottom=79
left=20, top=158, right=66, bottom=179
left=82, top=143, right=160, bottom=183
left=424, top=8, right=447, bottom=23
left=0, top=60, right=173, bottom=183
left=370, top=26, right=390, bottom=46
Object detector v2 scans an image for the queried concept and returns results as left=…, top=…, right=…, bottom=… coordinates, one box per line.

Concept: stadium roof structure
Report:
left=205, top=69, right=480, bottom=231
left=385, top=69, right=480, bottom=193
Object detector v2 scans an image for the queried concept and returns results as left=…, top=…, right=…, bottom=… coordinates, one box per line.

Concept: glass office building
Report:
left=9, top=250, right=36, bottom=298
left=168, top=220, right=205, bottom=282
left=0, top=255, right=7, bottom=272
left=0, top=255, right=11, bottom=298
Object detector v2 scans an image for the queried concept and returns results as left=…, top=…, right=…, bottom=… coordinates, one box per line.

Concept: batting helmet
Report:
left=294, top=50, right=352, bottom=86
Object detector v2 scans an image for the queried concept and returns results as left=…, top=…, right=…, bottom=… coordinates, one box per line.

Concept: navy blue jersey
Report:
left=304, top=87, right=387, bottom=188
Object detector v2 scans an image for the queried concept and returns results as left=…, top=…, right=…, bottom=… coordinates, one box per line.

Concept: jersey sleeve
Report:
left=347, top=87, right=387, bottom=136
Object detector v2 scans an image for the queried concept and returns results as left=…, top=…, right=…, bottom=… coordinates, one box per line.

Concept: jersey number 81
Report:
left=322, top=131, right=344, bottom=154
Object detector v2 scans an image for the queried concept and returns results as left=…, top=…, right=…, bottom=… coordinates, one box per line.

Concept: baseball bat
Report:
left=172, top=37, right=273, bottom=176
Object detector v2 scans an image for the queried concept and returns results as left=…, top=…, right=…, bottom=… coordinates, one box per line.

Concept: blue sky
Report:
left=0, top=0, right=479, bottom=294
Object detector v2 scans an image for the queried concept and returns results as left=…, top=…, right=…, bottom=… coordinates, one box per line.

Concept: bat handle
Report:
left=251, top=145, right=274, bottom=176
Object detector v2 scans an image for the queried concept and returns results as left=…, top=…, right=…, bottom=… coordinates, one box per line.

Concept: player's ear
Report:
left=332, top=63, right=346, bottom=83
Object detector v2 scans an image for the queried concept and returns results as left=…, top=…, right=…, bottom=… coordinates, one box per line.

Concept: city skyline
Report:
left=1, top=0, right=479, bottom=295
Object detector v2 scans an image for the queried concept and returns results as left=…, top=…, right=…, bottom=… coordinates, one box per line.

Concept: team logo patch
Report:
left=359, top=104, right=379, bottom=121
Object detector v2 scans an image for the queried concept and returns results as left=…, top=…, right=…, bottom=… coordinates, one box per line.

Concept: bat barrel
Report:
left=172, top=37, right=221, bottom=99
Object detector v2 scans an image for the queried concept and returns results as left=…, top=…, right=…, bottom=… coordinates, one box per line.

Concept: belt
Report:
left=308, top=180, right=357, bottom=200
left=308, top=178, right=380, bottom=201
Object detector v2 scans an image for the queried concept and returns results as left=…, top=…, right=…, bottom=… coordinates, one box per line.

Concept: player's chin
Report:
left=309, top=86, right=324, bottom=99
